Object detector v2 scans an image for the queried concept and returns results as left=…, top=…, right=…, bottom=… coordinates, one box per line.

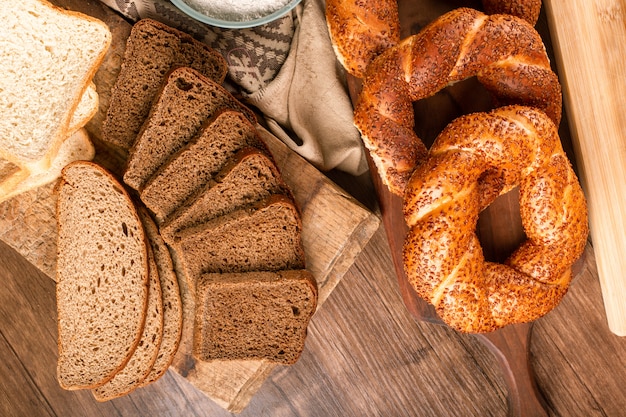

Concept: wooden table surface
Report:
left=2, top=180, right=626, bottom=417
left=2, top=1, right=626, bottom=417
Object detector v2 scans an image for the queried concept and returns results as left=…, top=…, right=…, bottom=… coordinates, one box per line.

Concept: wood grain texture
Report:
left=3, top=227, right=626, bottom=416
left=1, top=1, right=626, bottom=416
left=544, top=0, right=626, bottom=336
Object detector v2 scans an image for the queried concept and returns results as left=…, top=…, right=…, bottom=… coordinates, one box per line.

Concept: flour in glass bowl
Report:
left=181, top=0, right=292, bottom=22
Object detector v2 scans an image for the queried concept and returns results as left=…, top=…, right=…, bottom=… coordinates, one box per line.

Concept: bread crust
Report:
left=137, top=207, right=183, bottom=388
left=482, top=0, right=542, bottom=25
left=325, top=0, right=400, bottom=78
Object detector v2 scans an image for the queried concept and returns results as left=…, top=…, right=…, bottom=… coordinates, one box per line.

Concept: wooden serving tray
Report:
left=344, top=1, right=595, bottom=416
left=0, top=1, right=380, bottom=412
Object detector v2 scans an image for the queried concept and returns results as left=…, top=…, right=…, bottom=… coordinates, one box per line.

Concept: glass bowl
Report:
left=170, top=0, right=301, bottom=29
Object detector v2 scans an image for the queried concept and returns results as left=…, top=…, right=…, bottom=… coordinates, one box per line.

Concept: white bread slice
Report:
left=56, top=161, right=149, bottom=390
left=92, top=232, right=164, bottom=401
left=68, top=83, right=99, bottom=135
left=0, top=83, right=98, bottom=199
left=0, top=0, right=111, bottom=169
left=0, top=159, right=28, bottom=198
left=0, top=129, right=95, bottom=204
left=137, top=207, right=183, bottom=387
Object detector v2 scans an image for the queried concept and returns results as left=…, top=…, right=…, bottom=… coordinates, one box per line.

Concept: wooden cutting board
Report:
left=543, top=0, right=626, bottom=337
left=344, top=1, right=594, bottom=416
left=0, top=1, right=380, bottom=412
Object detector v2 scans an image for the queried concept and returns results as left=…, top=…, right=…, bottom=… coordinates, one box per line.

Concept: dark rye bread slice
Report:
left=140, top=110, right=269, bottom=222
left=101, top=18, right=228, bottom=151
left=160, top=147, right=289, bottom=244
left=193, top=270, right=318, bottom=364
left=174, top=194, right=306, bottom=290
left=137, top=207, right=183, bottom=388
left=92, top=233, right=164, bottom=401
left=123, top=67, right=256, bottom=192
left=56, top=161, right=149, bottom=390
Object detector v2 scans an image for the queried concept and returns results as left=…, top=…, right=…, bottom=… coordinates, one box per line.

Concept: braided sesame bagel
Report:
left=353, top=7, right=562, bottom=196
left=402, top=106, right=588, bottom=333
left=325, top=1, right=540, bottom=79
left=325, top=0, right=400, bottom=79
left=482, top=0, right=542, bottom=25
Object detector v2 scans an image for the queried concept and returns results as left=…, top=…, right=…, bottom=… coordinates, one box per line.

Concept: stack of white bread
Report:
left=54, top=18, right=318, bottom=402
left=0, top=0, right=111, bottom=203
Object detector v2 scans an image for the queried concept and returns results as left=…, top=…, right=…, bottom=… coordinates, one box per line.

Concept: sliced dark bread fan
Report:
left=160, top=146, right=289, bottom=244
left=123, top=67, right=256, bottom=192
left=140, top=109, right=269, bottom=222
left=174, top=194, right=306, bottom=291
left=56, top=161, right=149, bottom=390
left=101, top=18, right=228, bottom=151
left=193, top=270, right=318, bottom=364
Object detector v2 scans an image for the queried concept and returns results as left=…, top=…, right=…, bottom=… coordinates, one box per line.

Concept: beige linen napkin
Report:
left=244, top=0, right=367, bottom=175
left=98, top=0, right=367, bottom=175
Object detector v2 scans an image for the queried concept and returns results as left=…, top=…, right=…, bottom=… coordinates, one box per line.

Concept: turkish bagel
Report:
left=353, top=7, right=562, bottom=195
left=402, top=106, right=588, bottom=333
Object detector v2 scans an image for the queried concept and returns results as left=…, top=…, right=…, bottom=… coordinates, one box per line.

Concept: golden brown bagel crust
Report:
left=402, top=106, right=588, bottom=333
left=325, top=0, right=400, bottom=79
left=482, top=0, right=542, bottom=25
left=353, top=8, right=562, bottom=196
left=325, top=1, right=541, bottom=80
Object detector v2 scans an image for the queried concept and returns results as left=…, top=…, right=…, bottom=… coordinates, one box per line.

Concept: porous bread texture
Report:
left=0, top=80, right=98, bottom=197
left=0, top=0, right=111, bottom=168
left=69, top=83, right=99, bottom=136
left=174, top=194, right=306, bottom=291
left=194, top=270, right=318, bottom=364
left=160, top=147, right=289, bottom=244
left=92, top=237, right=164, bottom=401
left=123, top=67, right=257, bottom=192
left=137, top=207, right=183, bottom=387
left=0, top=84, right=98, bottom=202
left=140, top=110, right=268, bottom=222
left=1, top=129, right=95, bottom=204
left=56, top=161, right=149, bottom=390
left=102, top=18, right=228, bottom=151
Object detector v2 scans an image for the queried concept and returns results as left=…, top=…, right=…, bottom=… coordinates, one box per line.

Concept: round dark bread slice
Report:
left=173, top=194, right=306, bottom=292
left=92, top=223, right=164, bottom=401
left=137, top=207, right=183, bottom=388
left=101, top=18, right=228, bottom=151
left=56, top=161, right=149, bottom=390
left=159, top=147, right=289, bottom=244
left=193, top=270, right=318, bottom=364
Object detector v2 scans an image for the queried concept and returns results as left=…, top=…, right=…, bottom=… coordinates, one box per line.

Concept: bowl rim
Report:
left=170, top=0, right=301, bottom=29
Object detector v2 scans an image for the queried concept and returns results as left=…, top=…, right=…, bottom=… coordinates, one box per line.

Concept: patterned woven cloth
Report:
left=101, top=0, right=294, bottom=92
left=99, top=0, right=367, bottom=175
